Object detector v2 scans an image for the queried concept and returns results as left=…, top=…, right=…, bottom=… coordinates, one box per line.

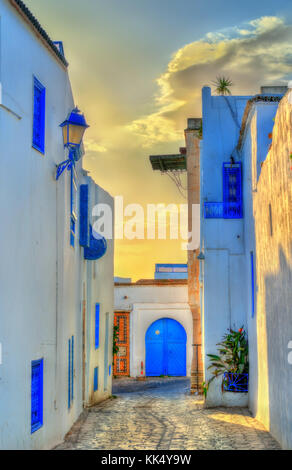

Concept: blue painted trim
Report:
left=94, top=367, right=98, bottom=391
left=68, top=338, right=71, bottom=409
left=155, top=264, right=188, bottom=271
left=95, top=304, right=100, bottom=349
left=31, top=358, right=43, bottom=434
left=70, top=168, right=77, bottom=247
left=71, top=336, right=74, bottom=403
left=251, top=252, right=255, bottom=318
left=32, top=77, right=46, bottom=154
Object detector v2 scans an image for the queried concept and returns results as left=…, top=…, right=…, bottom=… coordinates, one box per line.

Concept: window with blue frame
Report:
left=95, top=304, right=100, bottom=349
left=94, top=367, right=98, bottom=392
left=204, top=162, right=243, bottom=219
left=68, top=336, right=74, bottom=409
left=223, top=162, right=243, bottom=218
left=32, top=77, right=46, bottom=153
left=31, top=359, right=43, bottom=434
left=70, top=167, right=77, bottom=247
left=250, top=252, right=255, bottom=318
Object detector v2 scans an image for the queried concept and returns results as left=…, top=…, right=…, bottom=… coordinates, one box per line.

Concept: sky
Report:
left=26, top=0, right=292, bottom=280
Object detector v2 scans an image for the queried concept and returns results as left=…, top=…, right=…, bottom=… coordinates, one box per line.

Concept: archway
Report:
left=145, top=318, right=187, bottom=376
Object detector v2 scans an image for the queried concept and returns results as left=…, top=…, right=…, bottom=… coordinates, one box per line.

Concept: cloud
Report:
left=127, top=16, right=292, bottom=146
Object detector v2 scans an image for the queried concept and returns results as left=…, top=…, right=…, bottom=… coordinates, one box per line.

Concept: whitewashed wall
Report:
left=0, top=0, right=114, bottom=449
left=242, top=96, right=292, bottom=449
left=82, top=175, right=114, bottom=406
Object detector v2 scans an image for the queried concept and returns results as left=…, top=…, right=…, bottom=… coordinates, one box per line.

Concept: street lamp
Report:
left=56, top=107, right=89, bottom=180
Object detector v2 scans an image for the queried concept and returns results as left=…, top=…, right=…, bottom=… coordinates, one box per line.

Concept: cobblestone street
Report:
left=56, top=380, right=280, bottom=450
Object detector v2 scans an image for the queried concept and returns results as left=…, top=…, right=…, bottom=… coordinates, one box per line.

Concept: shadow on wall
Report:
left=264, top=245, right=292, bottom=449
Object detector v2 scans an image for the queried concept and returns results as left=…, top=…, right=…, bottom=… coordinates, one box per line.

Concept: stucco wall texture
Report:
left=250, top=93, right=292, bottom=449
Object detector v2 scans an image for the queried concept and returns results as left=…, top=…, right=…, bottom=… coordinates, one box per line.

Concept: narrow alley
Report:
left=56, top=380, right=280, bottom=451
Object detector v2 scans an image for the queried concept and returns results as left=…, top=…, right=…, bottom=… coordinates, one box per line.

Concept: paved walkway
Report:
left=56, top=381, right=280, bottom=450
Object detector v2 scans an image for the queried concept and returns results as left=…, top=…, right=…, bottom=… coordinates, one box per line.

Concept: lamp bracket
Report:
left=56, top=148, right=75, bottom=180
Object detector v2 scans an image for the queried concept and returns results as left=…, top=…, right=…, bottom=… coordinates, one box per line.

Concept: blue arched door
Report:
left=145, top=318, right=187, bottom=377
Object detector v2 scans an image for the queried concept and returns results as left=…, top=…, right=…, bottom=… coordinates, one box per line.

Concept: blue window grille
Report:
left=251, top=252, right=255, bottom=318
left=32, top=77, right=46, bottom=153
left=94, top=367, right=98, bottom=392
left=204, top=202, right=224, bottom=219
left=70, top=167, right=77, bottom=247
left=223, top=372, right=248, bottom=392
left=31, top=359, right=43, bottom=433
left=95, top=304, right=100, bottom=349
left=71, top=336, right=74, bottom=403
left=79, top=185, right=90, bottom=247
left=223, top=162, right=243, bottom=218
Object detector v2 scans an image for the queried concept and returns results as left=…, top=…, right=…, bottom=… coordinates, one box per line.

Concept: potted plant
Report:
left=203, top=327, right=249, bottom=397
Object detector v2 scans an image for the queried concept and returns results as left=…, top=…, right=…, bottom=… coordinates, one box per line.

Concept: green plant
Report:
left=205, top=327, right=249, bottom=396
left=113, top=325, right=119, bottom=357
left=212, top=76, right=233, bottom=95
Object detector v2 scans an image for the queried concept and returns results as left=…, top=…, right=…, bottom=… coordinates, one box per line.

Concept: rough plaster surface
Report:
left=250, top=93, right=292, bottom=449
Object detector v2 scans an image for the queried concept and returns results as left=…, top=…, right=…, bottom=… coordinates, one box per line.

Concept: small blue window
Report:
left=32, top=77, right=46, bottom=153
left=251, top=252, right=255, bottom=318
left=109, top=365, right=111, bottom=376
left=31, top=359, right=43, bottom=434
left=95, top=304, right=100, bottom=349
left=70, top=168, right=77, bottom=247
left=79, top=185, right=90, bottom=247
left=223, top=162, right=243, bottom=218
left=94, top=367, right=98, bottom=392
left=68, top=336, right=74, bottom=408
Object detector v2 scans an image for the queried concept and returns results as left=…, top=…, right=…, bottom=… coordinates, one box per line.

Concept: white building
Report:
left=114, top=280, right=193, bottom=378
left=0, top=0, right=114, bottom=450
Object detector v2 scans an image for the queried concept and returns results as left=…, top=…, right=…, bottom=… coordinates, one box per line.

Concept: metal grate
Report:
left=223, top=163, right=243, bottom=218
left=204, top=202, right=224, bottom=218
left=223, top=372, right=248, bottom=392
left=31, top=359, right=43, bottom=433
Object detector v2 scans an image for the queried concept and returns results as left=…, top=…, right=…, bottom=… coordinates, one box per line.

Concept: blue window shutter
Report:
left=251, top=252, right=255, bottom=318
left=31, top=359, right=43, bottom=433
left=94, top=367, right=98, bottom=391
left=71, top=336, right=74, bottom=402
left=70, top=168, right=77, bottom=247
left=68, top=338, right=71, bottom=409
left=79, top=185, right=89, bottom=246
left=32, top=77, right=46, bottom=153
left=223, top=162, right=243, bottom=218
left=95, top=304, right=100, bottom=349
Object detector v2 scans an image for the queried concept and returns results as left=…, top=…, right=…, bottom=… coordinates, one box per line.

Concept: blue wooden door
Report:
left=145, top=318, right=187, bottom=376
